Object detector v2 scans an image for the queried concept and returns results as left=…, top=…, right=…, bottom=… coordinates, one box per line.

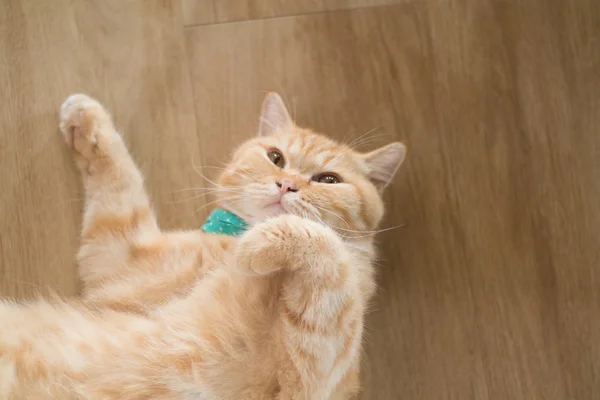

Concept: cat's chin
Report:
left=262, top=202, right=287, bottom=218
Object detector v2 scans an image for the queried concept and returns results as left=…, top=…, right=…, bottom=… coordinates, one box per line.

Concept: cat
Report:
left=0, top=92, right=406, bottom=399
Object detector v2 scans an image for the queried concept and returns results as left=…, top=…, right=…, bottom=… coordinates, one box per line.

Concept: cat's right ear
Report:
left=361, top=142, right=406, bottom=190
left=258, top=92, right=293, bottom=136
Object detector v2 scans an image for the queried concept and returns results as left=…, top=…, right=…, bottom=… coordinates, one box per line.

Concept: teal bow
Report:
left=201, top=208, right=248, bottom=236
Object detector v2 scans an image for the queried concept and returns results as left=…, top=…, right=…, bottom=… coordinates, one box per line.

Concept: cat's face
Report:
left=216, top=93, right=405, bottom=234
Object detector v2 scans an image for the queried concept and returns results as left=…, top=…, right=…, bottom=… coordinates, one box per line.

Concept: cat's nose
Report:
left=276, top=178, right=299, bottom=193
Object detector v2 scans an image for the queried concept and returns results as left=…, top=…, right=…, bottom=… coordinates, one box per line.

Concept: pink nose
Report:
left=276, top=178, right=299, bottom=193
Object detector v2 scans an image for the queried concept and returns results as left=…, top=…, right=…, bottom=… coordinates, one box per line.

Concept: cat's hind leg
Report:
left=59, top=94, right=160, bottom=293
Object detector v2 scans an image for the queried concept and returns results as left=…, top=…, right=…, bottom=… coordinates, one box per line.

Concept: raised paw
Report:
left=236, top=215, right=342, bottom=275
left=59, top=94, right=122, bottom=172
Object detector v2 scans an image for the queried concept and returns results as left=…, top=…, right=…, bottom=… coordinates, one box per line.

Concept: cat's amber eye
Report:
left=313, top=173, right=342, bottom=184
left=267, top=149, right=285, bottom=168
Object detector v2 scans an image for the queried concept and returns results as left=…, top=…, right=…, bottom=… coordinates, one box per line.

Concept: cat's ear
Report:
left=258, top=92, right=293, bottom=136
left=361, top=142, right=406, bottom=190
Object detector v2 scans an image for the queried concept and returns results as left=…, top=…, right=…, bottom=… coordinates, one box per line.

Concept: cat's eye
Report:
left=267, top=149, right=285, bottom=168
left=313, top=173, right=342, bottom=184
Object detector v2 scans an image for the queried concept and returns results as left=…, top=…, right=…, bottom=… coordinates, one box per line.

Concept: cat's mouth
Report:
left=257, top=189, right=298, bottom=218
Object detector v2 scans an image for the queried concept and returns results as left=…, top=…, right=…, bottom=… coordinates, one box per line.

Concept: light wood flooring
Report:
left=1, top=0, right=599, bottom=398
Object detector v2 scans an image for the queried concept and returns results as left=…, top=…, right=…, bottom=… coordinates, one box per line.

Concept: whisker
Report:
left=166, top=189, right=242, bottom=204
left=293, top=96, right=298, bottom=123
left=201, top=166, right=260, bottom=183
left=194, top=195, right=245, bottom=214
left=346, top=126, right=383, bottom=148
left=311, top=211, right=328, bottom=226
left=167, top=193, right=212, bottom=204
left=171, top=187, right=244, bottom=194
left=327, top=127, right=387, bottom=168
left=329, top=130, right=384, bottom=166
left=312, top=203, right=352, bottom=228
left=301, top=203, right=331, bottom=227
left=216, top=161, right=260, bottom=183
left=190, top=156, right=226, bottom=188
left=336, top=224, right=405, bottom=238
left=350, top=133, right=391, bottom=149
left=328, top=130, right=391, bottom=170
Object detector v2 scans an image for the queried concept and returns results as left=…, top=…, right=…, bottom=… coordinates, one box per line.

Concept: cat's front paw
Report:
left=59, top=94, right=120, bottom=163
left=236, top=215, right=341, bottom=275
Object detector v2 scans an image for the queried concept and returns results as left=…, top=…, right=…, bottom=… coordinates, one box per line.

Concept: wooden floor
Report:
left=1, top=0, right=599, bottom=398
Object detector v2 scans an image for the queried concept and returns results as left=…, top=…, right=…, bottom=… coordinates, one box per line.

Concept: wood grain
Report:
left=0, top=0, right=200, bottom=298
left=1, top=0, right=599, bottom=398
left=186, top=1, right=600, bottom=398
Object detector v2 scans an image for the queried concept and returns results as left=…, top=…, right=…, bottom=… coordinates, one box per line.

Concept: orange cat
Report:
left=0, top=92, right=405, bottom=399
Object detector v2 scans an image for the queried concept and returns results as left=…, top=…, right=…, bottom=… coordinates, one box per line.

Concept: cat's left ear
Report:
left=361, top=142, right=406, bottom=190
left=258, top=92, right=293, bottom=136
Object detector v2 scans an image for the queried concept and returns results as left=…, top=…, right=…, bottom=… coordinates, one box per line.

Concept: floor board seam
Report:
left=182, top=1, right=419, bottom=29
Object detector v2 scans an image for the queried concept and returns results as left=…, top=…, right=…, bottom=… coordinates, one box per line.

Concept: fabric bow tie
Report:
left=201, top=208, right=248, bottom=237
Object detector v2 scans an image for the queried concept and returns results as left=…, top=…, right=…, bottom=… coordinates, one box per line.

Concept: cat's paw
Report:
left=59, top=94, right=119, bottom=160
left=236, top=215, right=341, bottom=275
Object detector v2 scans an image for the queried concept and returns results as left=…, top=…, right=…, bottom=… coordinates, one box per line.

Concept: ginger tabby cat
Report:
left=0, top=92, right=406, bottom=399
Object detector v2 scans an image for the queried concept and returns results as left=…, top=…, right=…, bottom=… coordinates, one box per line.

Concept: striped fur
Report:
left=0, top=93, right=405, bottom=399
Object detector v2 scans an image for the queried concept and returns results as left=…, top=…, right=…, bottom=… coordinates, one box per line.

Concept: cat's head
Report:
left=216, top=92, right=406, bottom=235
